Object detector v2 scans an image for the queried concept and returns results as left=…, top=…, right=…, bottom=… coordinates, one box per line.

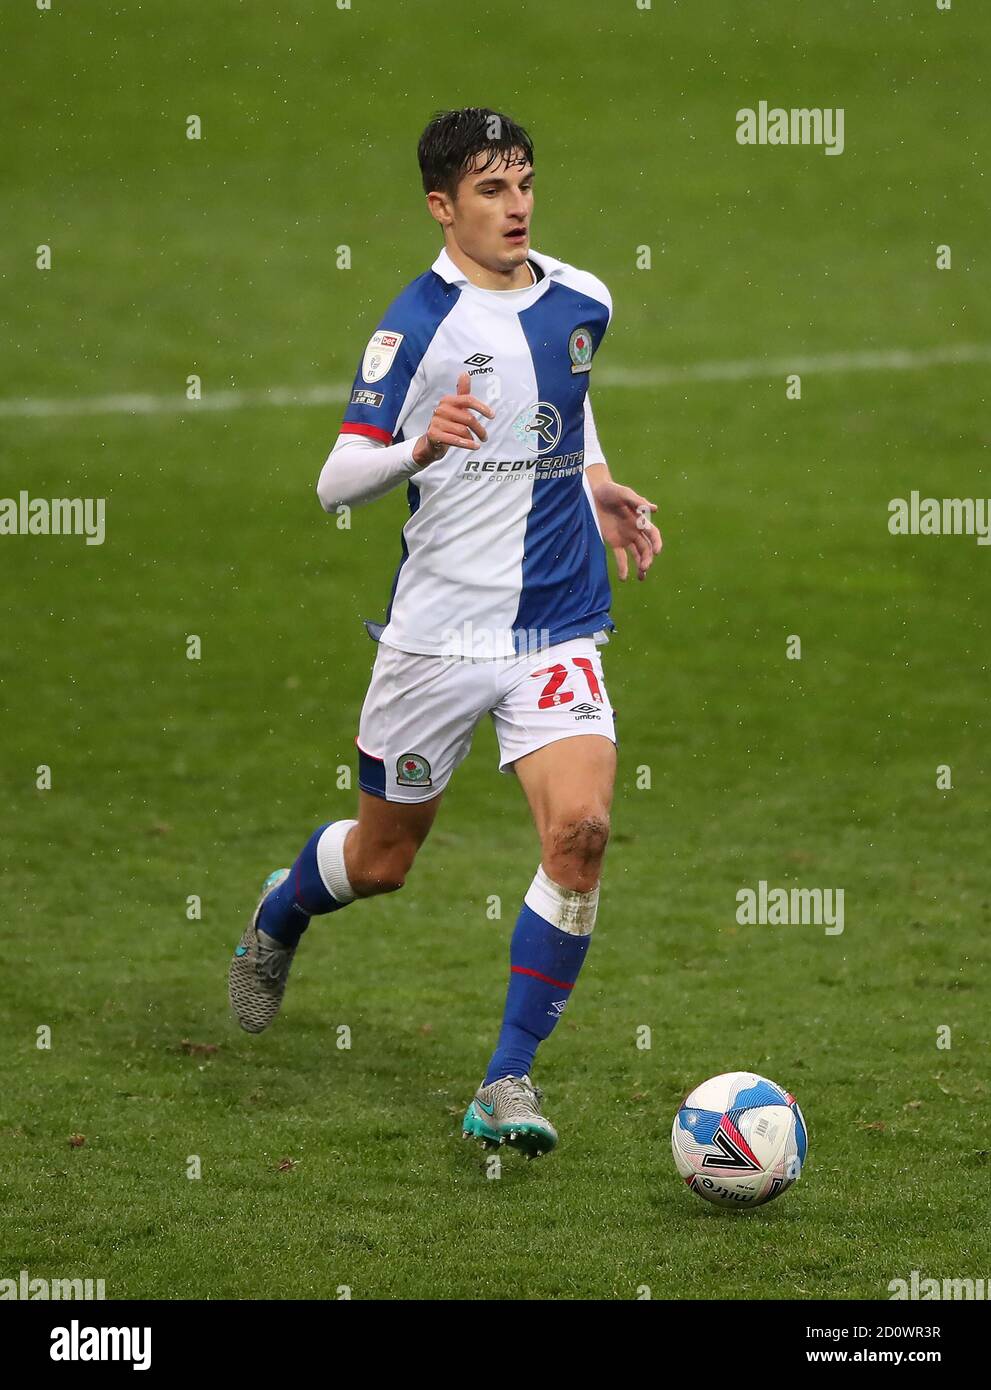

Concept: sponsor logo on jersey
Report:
left=464, top=353, right=494, bottom=376
left=396, top=752, right=431, bottom=787
left=460, top=451, right=585, bottom=482
left=350, top=389, right=385, bottom=407
left=569, top=326, right=593, bottom=374
left=512, top=402, right=562, bottom=455
left=362, top=330, right=404, bottom=384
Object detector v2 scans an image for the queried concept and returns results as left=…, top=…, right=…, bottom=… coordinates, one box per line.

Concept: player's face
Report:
left=449, top=152, right=534, bottom=273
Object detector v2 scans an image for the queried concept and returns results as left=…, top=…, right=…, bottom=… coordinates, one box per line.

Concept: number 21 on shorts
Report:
left=530, top=657, right=603, bottom=709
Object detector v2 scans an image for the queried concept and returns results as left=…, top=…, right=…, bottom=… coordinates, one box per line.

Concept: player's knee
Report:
left=545, top=810, right=611, bottom=869
left=347, top=844, right=416, bottom=897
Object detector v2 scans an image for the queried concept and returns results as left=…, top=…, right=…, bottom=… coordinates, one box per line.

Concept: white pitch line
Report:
left=1, top=343, right=989, bottom=420
left=595, top=342, right=991, bottom=388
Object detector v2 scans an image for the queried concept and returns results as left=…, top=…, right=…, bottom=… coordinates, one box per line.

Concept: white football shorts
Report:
left=356, top=637, right=616, bottom=803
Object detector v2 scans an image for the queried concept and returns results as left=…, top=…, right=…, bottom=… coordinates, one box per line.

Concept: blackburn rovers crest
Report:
left=569, top=326, right=593, bottom=374
left=396, top=752, right=431, bottom=787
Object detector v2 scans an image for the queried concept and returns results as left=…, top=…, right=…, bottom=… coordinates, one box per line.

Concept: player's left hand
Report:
left=592, top=480, right=662, bottom=581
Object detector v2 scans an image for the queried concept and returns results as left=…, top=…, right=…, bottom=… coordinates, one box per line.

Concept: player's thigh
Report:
left=491, top=637, right=617, bottom=837
left=356, top=642, right=486, bottom=805
left=350, top=642, right=489, bottom=887
left=512, top=734, right=617, bottom=844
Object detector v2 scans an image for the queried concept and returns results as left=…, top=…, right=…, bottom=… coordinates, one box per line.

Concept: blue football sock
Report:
left=484, top=901, right=591, bottom=1085
left=257, top=823, right=351, bottom=947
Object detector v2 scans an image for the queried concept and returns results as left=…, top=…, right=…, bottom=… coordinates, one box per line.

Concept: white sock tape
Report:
left=524, top=864, right=599, bottom=936
left=316, top=819, right=358, bottom=905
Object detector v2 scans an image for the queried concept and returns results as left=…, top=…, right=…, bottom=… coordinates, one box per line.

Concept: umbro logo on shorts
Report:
left=571, top=702, right=602, bottom=720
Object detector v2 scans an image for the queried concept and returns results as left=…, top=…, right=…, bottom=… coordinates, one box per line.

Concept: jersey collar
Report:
left=431, top=246, right=564, bottom=286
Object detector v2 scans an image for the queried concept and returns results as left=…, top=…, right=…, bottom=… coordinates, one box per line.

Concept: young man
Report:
left=229, top=107, right=662, bottom=1158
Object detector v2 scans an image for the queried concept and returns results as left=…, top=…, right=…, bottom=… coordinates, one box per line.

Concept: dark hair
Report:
left=417, top=107, right=534, bottom=198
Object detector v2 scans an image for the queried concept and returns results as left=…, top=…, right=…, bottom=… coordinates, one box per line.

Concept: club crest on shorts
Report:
left=396, top=752, right=431, bottom=787
left=569, top=326, right=593, bottom=374
left=362, top=329, right=404, bottom=384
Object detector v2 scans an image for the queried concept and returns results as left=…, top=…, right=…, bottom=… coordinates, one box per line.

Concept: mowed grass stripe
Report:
left=0, top=343, right=989, bottom=419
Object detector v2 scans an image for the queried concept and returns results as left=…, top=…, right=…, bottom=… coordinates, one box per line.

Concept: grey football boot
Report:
left=462, top=1074, right=558, bottom=1158
left=228, top=869, right=295, bottom=1033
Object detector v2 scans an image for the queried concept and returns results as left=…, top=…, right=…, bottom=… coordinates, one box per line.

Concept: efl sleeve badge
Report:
left=362, top=329, right=405, bottom=383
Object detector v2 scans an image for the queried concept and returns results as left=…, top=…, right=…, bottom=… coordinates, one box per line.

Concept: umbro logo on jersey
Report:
left=571, top=703, right=602, bottom=720
left=464, top=353, right=494, bottom=376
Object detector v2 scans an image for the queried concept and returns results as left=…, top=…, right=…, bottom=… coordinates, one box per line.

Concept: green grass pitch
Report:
left=1, top=0, right=989, bottom=1299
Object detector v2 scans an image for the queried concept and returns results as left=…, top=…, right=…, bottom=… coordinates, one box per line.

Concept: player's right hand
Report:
left=412, top=372, right=495, bottom=466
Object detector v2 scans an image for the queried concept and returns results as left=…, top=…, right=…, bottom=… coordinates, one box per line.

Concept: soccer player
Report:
left=229, top=107, right=662, bottom=1158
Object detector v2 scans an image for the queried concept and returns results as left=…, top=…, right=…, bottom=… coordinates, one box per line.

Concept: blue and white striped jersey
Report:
left=340, top=247, right=614, bottom=659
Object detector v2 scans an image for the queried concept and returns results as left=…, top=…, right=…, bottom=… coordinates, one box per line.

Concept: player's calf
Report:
left=342, top=793, right=439, bottom=898
left=464, top=864, right=600, bottom=1156
left=344, top=845, right=413, bottom=897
